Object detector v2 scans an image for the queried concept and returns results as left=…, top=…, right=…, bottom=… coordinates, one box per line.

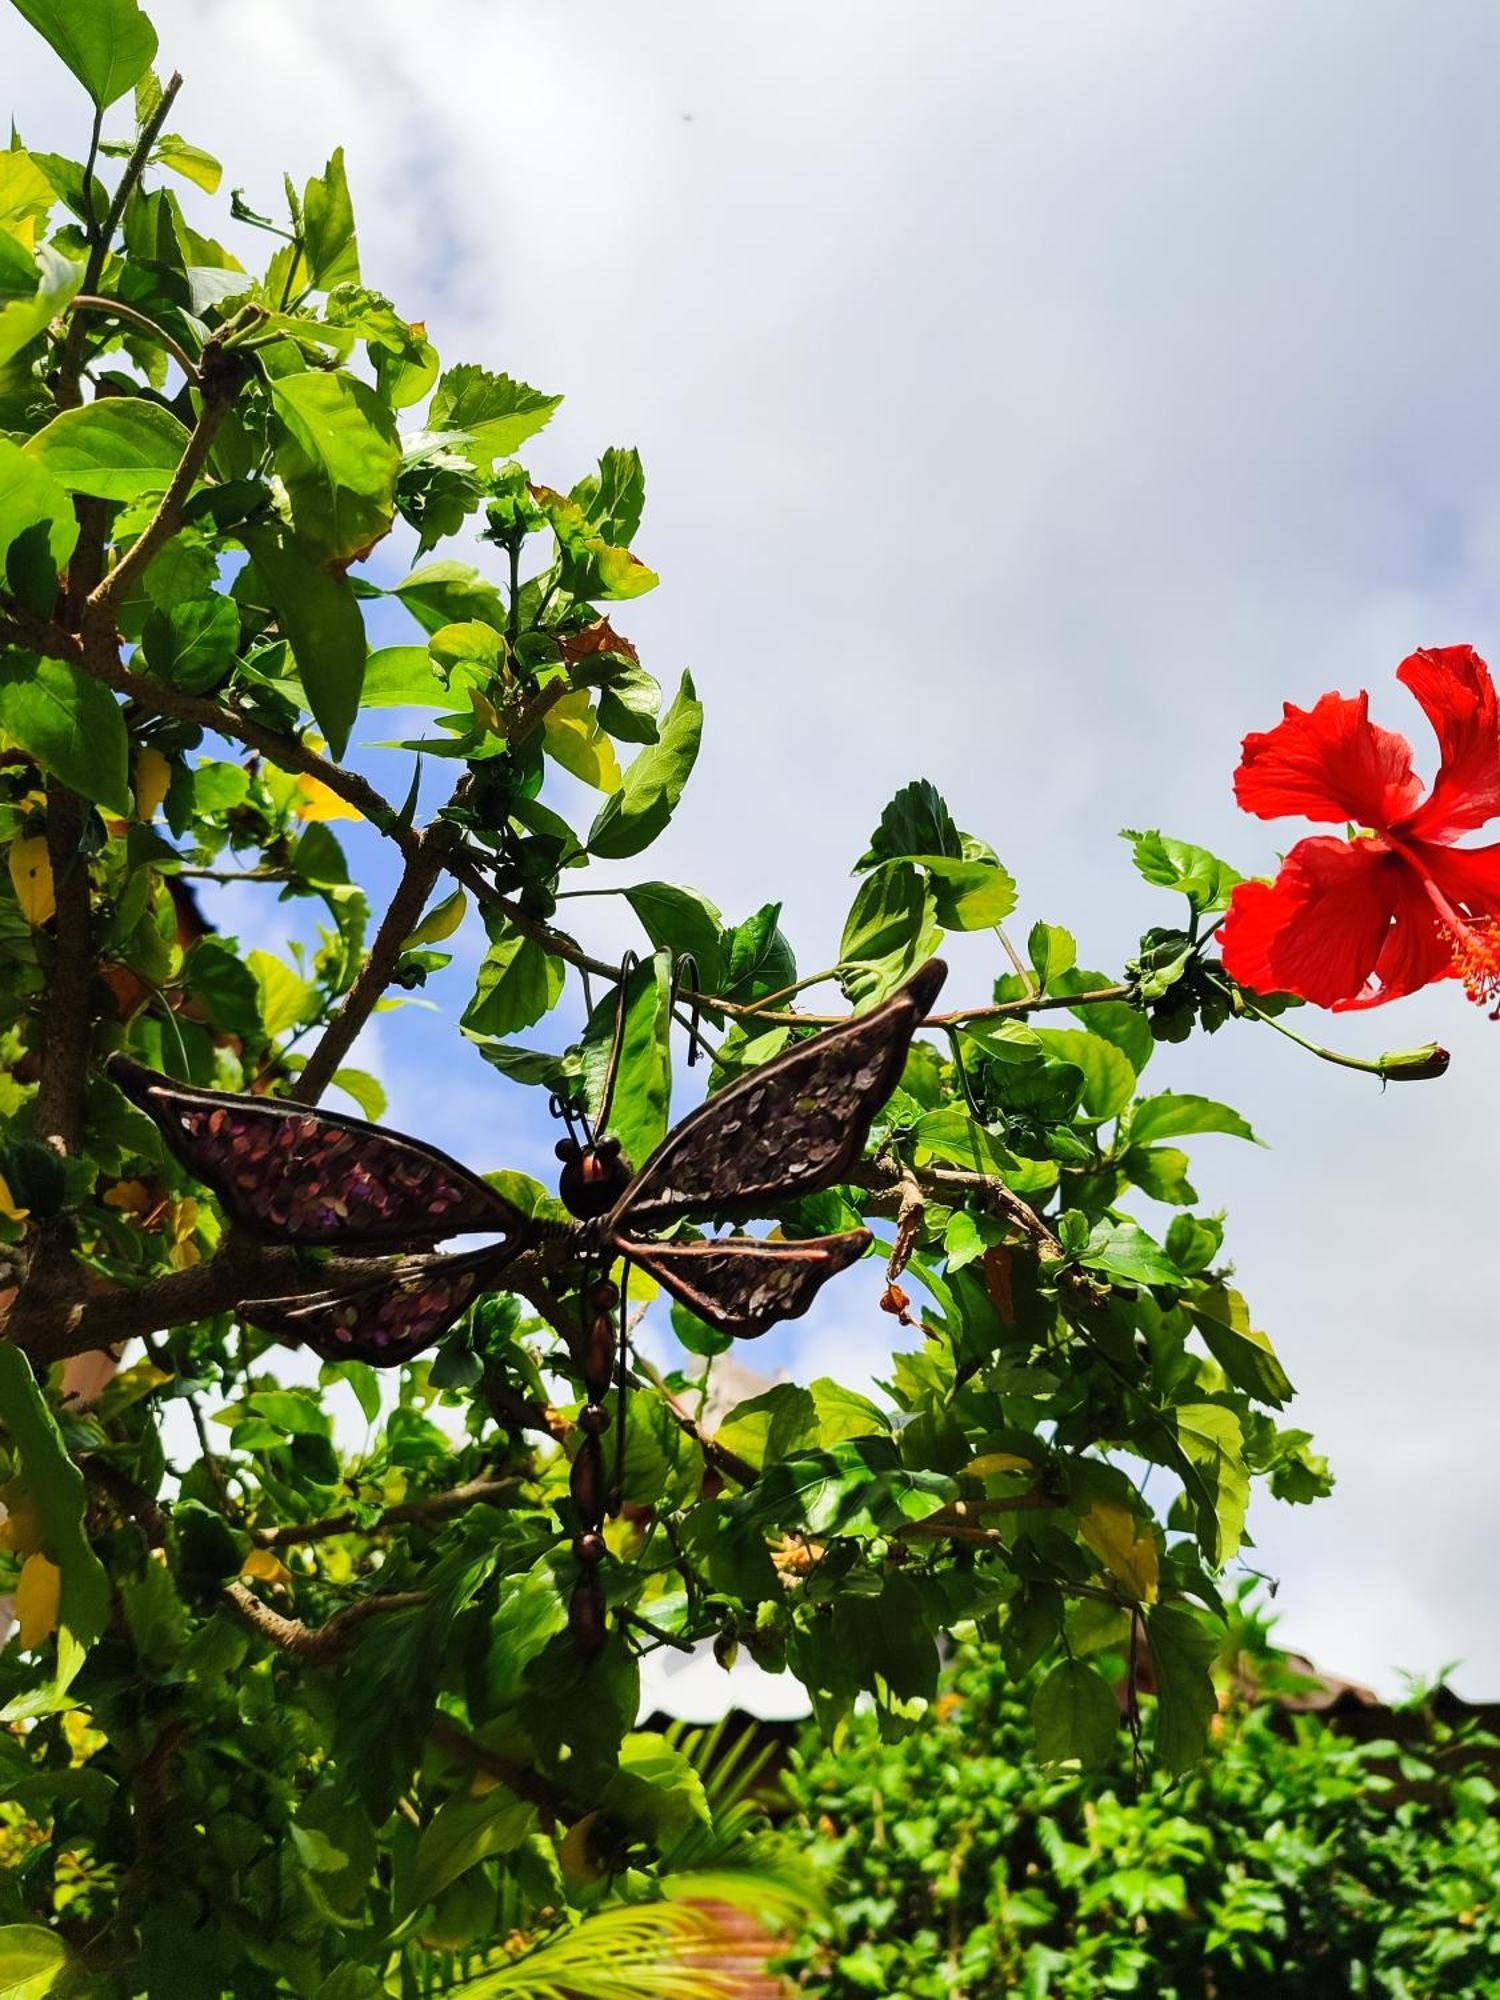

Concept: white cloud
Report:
left=6, top=0, right=1499, bottom=1690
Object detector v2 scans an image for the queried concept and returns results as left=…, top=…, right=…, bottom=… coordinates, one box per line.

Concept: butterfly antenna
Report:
left=672, top=953, right=705, bottom=1067
left=609, top=1258, right=630, bottom=1519
left=595, top=951, right=639, bottom=1137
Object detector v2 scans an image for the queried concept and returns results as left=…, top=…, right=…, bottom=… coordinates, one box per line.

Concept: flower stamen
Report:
left=1437, top=912, right=1500, bottom=1016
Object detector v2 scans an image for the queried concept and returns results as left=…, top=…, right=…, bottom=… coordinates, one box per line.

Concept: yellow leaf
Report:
left=102, top=1179, right=151, bottom=1214
left=8, top=836, right=55, bottom=926
left=0, top=1172, right=29, bottom=1224
left=543, top=689, right=622, bottom=792
left=168, top=1198, right=202, bottom=1270
left=294, top=774, right=362, bottom=823
left=967, top=1451, right=1035, bottom=1478
left=241, top=1549, right=293, bottom=1590
left=0, top=1481, right=40, bottom=1558
left=134, top=746, right=171, bottom=821
left=467, top=685, right=506, bottom=738
left=405, top=886, right=467, bottom=948
left=1077, top=1497, right=1159, bottom=1604
left=16, top=1553, right=61, bottom=1649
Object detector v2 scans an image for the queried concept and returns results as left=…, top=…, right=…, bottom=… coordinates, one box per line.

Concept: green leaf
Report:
left=1129, top=1091, right=1260, bottom=1147
left=0, top=436, right=76, bottom=576
left=1081, top=1221, right=1184, bottom=1289
left=1121, top=1144, right=1197, bottom=1206
left=1027, top=921, right=1077, bottom=988
left=1123, top=828, right=1242, bottom=918
left=461, top=926, right=566, bottom=1038
left=428, top=364, right=561, bottom=470
left=839, top=861, right=943, bottom=1004
left=270, top=370, right=400, bottom=561
left=623, top=881, right=725, bottom=987
left=921, top=855, right=1018, bottom=931
left=1188, top=1285, right=1293, bottom=1408
left=585, top=446, right=645, bottom=545
left=1145, top=1603, right=1218, bottom=1774
left=141, top=596, right=239, bottom=694
left=581, top=951, right=672, bottom=1166
left=182, top=937, right=261, bottom=1038
left=241, top=525, right=366, bottom=758
left=1172, top=1403, right=1250, bottom=1562
left=248, top=950, right=316, bottom=1037
left=8, top=0, right=157, bottom=106
left=716, top=1383, right=818, bottom=1472
left=721, top=903, right=795, bottom=1002
left=1032, top=1658, right=1119, bottom=1769
left=860, top=778, right=962, bottom=866
left=596, top=662, right=662, bottom=743
left=25, top=398, right=191, bottom=501
left=301, top=148, right=359, bottom=291
left=361, top=645, right=448, bottom=706
left=331, top=1068, right=386, bottom=1121
left=0, top=242, right=81, bottom=368
left=0, top=1344, right=111, bottom=1720
left=153, top=134, right=221, bottom=194
left=392, top=560, right=506, bottom=635
left=0, top=1923, right=67, bottom=1999
left=1034, top=1027, right=1137, bottom=1119
left=600, top=1734, right=710, bottom=1843
left=588, top=672, right=702, bottom=859
left=413, top=1785, right=533, bottom=1905
left=0, top=655, right=129, bottom=813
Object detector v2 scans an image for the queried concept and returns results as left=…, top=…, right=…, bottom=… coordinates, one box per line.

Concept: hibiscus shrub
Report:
left=0, top=1, right=1476, bottom=1994
left=782, top=1600, right=1500, bottom=2000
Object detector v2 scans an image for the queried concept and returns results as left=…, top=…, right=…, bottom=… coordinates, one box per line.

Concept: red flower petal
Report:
left=1218, top=836, right=1400, bottom=1006
left=1234, top=691, right=1422, bottom=831
left=1411, top=837, right=1500, bottom=919
left=1395, top=646, right=1500, bottom=842
left=1331, top=863, right=1452, bottom=1010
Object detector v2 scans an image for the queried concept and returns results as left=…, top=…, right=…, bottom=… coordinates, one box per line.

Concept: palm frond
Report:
left=436, top=1898, right=733, bottom=2000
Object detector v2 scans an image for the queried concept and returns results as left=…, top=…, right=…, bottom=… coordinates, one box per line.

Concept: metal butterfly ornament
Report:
left=110, top=956, right=946, bottom=1653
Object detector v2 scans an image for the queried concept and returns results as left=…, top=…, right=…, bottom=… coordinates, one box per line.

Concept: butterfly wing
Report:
left=619, top=1230, right=871, bottom=1339
left=243, top=1248, right=502, bottom=1367
left=109, top=1059, right=523, bottom=1249
left=611, top=959, right=946, bottom=1232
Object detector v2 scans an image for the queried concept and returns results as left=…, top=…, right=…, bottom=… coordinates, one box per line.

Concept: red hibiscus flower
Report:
left=1218, top=646, right=1500, bottom=1013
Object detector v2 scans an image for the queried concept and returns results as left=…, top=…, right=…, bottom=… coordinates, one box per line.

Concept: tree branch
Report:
left=35, top=781, right=94, bottom=1154
left=254, top=1474, right=524, bottom=1548
left=69, top=650, right=416, bottom=846
left=426, top=1713, right=568, bottom=1827
left=296, top=823, right=457, bottom=1101
left=224, top=1579, right=431, bottom=1663
left=84, top=339, right=252, bottom=622
left=629, top=1349, right=759, bottom=1489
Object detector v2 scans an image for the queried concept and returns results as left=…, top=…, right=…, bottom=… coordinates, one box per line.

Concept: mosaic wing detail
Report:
left=610, top=958, right=947, bottom=1233
left=618, top=1230, right=872, bottom=1339
left=242, top=1249, right=501, bottom=1367
left=108, top=1059, right=523, bottom=1248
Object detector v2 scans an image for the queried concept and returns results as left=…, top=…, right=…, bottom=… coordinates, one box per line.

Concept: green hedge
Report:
left=780, top=1630, right=1500, bottom=1998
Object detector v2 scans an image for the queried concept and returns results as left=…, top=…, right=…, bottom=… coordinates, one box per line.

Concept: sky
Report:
left=6, top=0, right=1500, bottom=1696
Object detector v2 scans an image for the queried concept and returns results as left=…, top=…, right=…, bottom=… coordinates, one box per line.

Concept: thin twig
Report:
left=56, top=73, right=183, bottom=407
left=66, top=294, right=200, bottom=385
